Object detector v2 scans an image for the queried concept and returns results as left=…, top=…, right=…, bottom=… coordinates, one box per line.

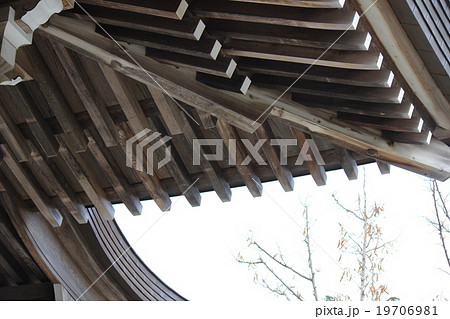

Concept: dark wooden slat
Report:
left=100, top=25, right=222, bottom=60
left=382, top=130, right=433, bottom=145
left=65, top=4, right=205, bottom=40
left=0, top=92, right=30, bottom=162
left=51, top=43, right=119, bottom=147
left=6, top=85, right=59, bottom=158
left=85, top=131, right=142, bottom=216
left=217, top=119, right=263, bottom=197
left=223, top=39, right=383, bottom=70
left=147, top=87, right=184, bottom=136
left=19, top=46, right=88, bottom=153
left=253, top=75, right=404, bottom=103
left=238, top=58, right=394, bottom=88
left=208, top=20, right=370, bottom=50
left=77, top=0, right=189, bottom=19
left=196, top=72, right=252, bottom=95
left=57, top=137, right=115, bottom=220
left=335, top=147, right=358, bottom=180
left=376, top=160, right=390, bottom=175
left=190, top=0, right=359, bottom=30
left=255, top=124, right=294, bottom=191
left=230, top=0, right=345, bottom=8
left=337, top=113, right=425, bottom=133
left=290, top=128, right=327, bottom=186
left=0, top=144, right=63, bottom=227
left=29, top=146, right=89, bottom=224
left=292, top=94, right=414, bottom=119
left=146, top=48, right=237, bottom=78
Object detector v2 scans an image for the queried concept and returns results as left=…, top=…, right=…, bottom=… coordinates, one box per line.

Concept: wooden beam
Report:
left=208, top=20, right=370, bottom=50
left=100, top=66, right=201, bottom=207
left=253, top=75, right=402, bottom=103
left=51, top=42, right=119, bottom=147
left=382, top=130, right=433, bottom=145
left=376, top=160, right=390, bottom=175
left=223, top=39, right=383, bottom=70
left=147, top=87, right=184, bottom=136
left=238, top=58, right=394, bottom=88
left=117, top=123, right=172, bottom=211
left=353, top=0, right=450, bottom=130
left=229, top=0, right=345, bottom=8
left=0, top=144, right=63, bottom=227
left=65, top=4, right=206, bottom=40
left=337, top=113, right=424, bottom=133
left=85, top=131, right=142, bottom=216
left=190, top=0, right=359, bottom=30
left=196, top=72, right=252, bottom=95
left=292, top=94, right=413, bottom=119
left=6, top=84, right=60, bottom=158
left=38, top=16, right=269, bottom=133
left=335, top=147, right=358, bottom=180
left=29, top=146, right=89, bottom=224
left=18, top=45, right=88, bottom=153
left=0, top=90, right=30, bottom=162
left=217, top=119, right=263, bottom=197
left=255, top=124, right=294, bottom=191
left=57, top=137, right=115, bottom=220
left=101, top=25, right=222, bottom=60
left=290, top=128, right=327, bottom=186
left=77, top=0, right=189, bottom=19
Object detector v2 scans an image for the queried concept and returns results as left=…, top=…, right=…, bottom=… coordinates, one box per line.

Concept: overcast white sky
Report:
left=115, top=163, right=450, bottom=301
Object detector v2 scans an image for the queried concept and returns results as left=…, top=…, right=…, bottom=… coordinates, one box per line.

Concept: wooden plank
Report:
left=77, top=0, right=189, bottom=19
left=0, top=282, right=55, bottom=301
left=376, top=160, right=390, bottom=175
left=196, top=72, right=252, bottom=95
left=335, top=147, right=358, bottom=180
left=100, top=25, right=222, bottom=60
left=337, top=113, right=424, bottom=133
left=223, top=39, right=383, bottom=70
left=146, top=48, right=237, bottom=78
left=51, top=42, right=119, bottom=147
left=117, top=123, right=172, bottom=211
left=382, top=130, right=433, bottom=145
left=100, top=66, right=201, bottom=207
left=0, top=91, right=30, bottom=162
left=29, top=146, right=89, bottom=224
left=39, top=16, right=270, bottom=133
left=217, top=119, right=262, bottom=197
left=238, top=58, right=394, bottom=88
left=65, top=4, right=205, bottom=40
left=290, top=128, right=327, bottom=186
left=85, top=131, right=142, bottom=216
left=6, top=85, right=59, bottom=158
left=147, top=87, right=184, bottom=136
left=190, top=0, right=359, bottom=30
left=292, top=94, right=413, bottom=119
left=230, top=0, right=345, bottom=8
left=57, top=137, right=115, bottom=220
left=18, top=45, right=87, bottom=153
left=254, top=75, right=402, bottom=102
left=208, top=20, right=370, bottom=50
left=255, top=124, right=294, bottom=191
left=0, top=144, right=63, bottom=227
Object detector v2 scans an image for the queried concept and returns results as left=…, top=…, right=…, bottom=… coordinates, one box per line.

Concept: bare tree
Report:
left=236, top=204, right=319, bottom=301
left=333, top=174, right=393, bottom=301
left=429, top=180, right=450, bottom=273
